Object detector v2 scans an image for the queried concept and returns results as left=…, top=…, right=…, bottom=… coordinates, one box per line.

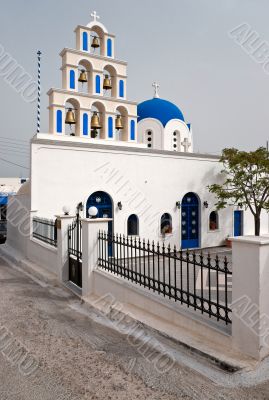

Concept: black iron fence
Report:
left=32, top=217, right=57, bottom=247
left=98, top=231, right=232, bottom=324
left=68, top=216, right=82, bottom=287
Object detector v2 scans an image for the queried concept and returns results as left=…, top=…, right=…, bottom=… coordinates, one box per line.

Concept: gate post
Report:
left=81, top=218, right=112, bottom=297
left=232, top=236, right=269, bottom=360
left=55, top=214, right=75, bottom=283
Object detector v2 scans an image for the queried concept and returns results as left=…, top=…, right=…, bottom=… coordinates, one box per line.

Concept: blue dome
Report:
left=137, top=98, right=185, bottom=127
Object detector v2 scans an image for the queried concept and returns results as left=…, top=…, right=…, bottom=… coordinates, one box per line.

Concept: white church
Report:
left=10, top=12, right=269, bottom=252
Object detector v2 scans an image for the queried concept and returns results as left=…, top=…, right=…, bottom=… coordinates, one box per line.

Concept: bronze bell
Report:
left=78, top=70, right=87, bottom=83
left=115, top=115, right=124, bottom=130
left=91, top=36, right=100, bottom=49
left=91, top=112, right=102, bottom=129
left=103, top=75, right=112, bottom=90
left=65, top=108, right=76, bottom=125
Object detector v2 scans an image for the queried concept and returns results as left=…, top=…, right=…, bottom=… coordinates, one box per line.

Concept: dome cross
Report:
left=152, top=82, right=160, bottom=98
left=91, top=11, right=100, bottom=22
left=181, top=137, right=191, bottom=152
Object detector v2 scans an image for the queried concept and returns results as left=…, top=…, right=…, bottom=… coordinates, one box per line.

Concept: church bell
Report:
left=91, top=112, right=102, bottom=129
left=115, top=115, right=124, bottom=130
left=103, top=75, right=112, bottom=90
left=91, top=36, right=100, bottom=49
left=78, top=70, right=87, bottom=83
left=65, top=108, right=76, bottom=125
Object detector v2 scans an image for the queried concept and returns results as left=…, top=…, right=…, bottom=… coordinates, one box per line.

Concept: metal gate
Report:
left=68, top=215, right=82, bottom=288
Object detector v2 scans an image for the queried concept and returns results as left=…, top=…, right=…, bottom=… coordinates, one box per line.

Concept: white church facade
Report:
left=11, top=12, right=269, bottom=251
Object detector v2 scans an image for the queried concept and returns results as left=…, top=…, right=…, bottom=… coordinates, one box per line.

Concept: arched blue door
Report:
left=181, top=192, right=199, bottom=249
left=86, top=191, right=113, bottom=254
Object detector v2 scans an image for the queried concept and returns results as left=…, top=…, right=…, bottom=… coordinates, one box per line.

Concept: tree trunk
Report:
left=254, top=215, right=260, bottom=236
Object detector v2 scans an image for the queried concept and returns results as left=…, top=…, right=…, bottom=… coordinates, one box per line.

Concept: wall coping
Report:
left=30, top=237, right=58, bottom=253
left=55, top=214, right=76, bottom=219
left=231, top=235, right=269, bottom=245
left=31, top=136, right=220, bottom=161
left=81, top=218, right=112, bottom=223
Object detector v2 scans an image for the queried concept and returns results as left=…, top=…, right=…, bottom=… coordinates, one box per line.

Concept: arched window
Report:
left=95, top=75, right=101, bottom=94
left=130, top=120, right=135, bottom=141
left=56, top=110, right=62, bottom=133
left=119, top=79, right=124, bottom=98
left=209, top=211, right=219, bottom=231
left=108, top=116, right=113, bottom=138
left=127, top=214, right=139, bottom=236
left=161, top=213, right=172, bottom=235
left=82, top=32, right=88, bottom=51
left=69, top=70, right=75, bottom=89
left=146, top=130, right=153, bottom=148
left=83, top=113, right=88, bottom=136
left=107, top=38, right=112, bottom=57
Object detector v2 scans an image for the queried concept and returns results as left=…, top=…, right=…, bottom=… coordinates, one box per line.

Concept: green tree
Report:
left=208, top=147, right=269, bottom=236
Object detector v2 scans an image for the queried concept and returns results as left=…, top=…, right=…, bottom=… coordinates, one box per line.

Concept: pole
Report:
left=37, top=50, right=41, bottom=133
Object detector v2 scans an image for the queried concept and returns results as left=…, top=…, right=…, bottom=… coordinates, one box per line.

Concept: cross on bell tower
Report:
left=91, top=11, right=100, bottom=22
left=152, top=82, right=160, bottom=98
left=181, top=137, right=191, bottom=152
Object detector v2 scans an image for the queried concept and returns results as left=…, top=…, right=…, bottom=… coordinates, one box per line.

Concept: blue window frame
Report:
left=130, top=120, right=135, bottom=140
left=69, top=70, right=75, bottom=89
left=95, top=75, right=101, bottom=93
left=56, top=110, right=62, bottom=133
left=82, top=32, right=88, bottom=51
left=181, top=192, right=200, bottom=249
left=83, top=113, right=88, bottom=136
left=119, top=79, right=124, bottom=98
left=107, top=38, right=112, bottom=57
left=108, top=116, right=113, bottom=138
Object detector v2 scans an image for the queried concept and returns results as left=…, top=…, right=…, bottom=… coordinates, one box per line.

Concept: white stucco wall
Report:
left=30, top=137, right=268, bottom=249
left=6, top=193, right=57, bottom=274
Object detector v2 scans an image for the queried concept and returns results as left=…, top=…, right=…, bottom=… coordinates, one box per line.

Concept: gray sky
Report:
left=1, top=0, right=269, bottom=177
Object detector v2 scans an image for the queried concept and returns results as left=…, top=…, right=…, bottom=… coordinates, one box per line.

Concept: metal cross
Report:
left=91, top=11, right=100, bottom=21
left=152, top=82, right=160, bottom=98
left=181, top=137, right=191, bottom=152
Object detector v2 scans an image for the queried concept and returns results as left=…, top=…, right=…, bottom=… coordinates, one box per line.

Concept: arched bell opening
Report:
left=64, top=98, right=80, bottom=136
left=172, top=130, right=181, bottom=152
left=78, top=60, right=93, bottom=94
left=103, top=64, right=117, bottom=98
left=91, top=101, right=106, bottom=139
left=90, top=26, right=104, bottom=56
left=115, top=105, right=128, bottom=141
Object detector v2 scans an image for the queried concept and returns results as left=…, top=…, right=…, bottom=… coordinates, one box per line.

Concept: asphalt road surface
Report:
left=0, top=254, right=269, bottom=400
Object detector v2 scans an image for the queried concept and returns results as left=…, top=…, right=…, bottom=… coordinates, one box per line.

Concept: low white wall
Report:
left=91, top=269, right=231, bottom=346
left=6, top=193, right=58, bottom=275
left=6, top=194, right=30, bottom=255
left=27, top=238, right=57, bottom=274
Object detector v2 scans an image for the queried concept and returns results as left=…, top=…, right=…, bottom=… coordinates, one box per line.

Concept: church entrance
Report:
left=181, top=192, right=200, bottom=249
left=86, top=191, right=113, bottom=255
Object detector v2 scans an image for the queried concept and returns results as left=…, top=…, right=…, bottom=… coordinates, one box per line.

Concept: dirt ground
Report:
left=0, top=255, right=269, bottom=400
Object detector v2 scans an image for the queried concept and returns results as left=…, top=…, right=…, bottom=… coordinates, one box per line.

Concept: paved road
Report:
left=0, top=254, right=269, bottom=400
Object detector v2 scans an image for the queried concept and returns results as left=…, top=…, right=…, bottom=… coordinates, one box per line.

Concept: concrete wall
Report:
left=27, top=238, right=57, bottom=274
left=6, top=193, right=57, bottom=275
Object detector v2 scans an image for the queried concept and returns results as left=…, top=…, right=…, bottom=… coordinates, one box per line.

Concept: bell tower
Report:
left=47, top=11, right=138, bottom=144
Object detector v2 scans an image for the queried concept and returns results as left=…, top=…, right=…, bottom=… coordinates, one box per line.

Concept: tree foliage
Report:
left=208, top=147, right=269, bottom=236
